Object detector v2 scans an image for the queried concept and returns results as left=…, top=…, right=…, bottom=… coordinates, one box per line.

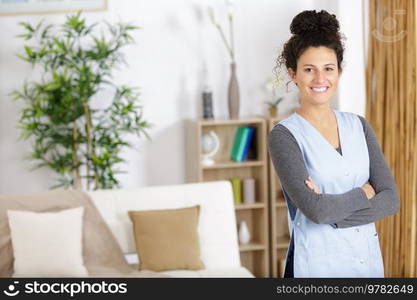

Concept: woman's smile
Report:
left=310, top=86, right=329, bottom=93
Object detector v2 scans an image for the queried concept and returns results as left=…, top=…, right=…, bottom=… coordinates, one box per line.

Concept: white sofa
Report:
left=87, top=181, right=254, bottom=278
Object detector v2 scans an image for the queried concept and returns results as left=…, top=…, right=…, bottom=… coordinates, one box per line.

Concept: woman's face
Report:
left=288, top=46, right=340, bottom=107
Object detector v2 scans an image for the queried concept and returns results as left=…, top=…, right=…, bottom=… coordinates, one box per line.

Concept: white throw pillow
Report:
left=7, top=207, right=88, bottom=277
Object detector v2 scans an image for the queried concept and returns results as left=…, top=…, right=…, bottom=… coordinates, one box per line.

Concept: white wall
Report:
left=336, top=0, right=367, bottom=116
left=0, top=0, right=366, bottom=194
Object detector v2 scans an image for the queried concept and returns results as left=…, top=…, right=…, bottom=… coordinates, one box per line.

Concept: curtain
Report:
left=366, top=0, right=417, bottom=277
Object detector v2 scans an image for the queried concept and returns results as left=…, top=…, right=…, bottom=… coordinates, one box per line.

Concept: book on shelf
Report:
left=229, top=178, right=242, bottom=205
left=246, top=126, right=257, bottom=160
left=231, top=126, right=256, bottom=162
left=235, top=127, right=250, bottom=162
left=240, top=127, right=255, bottom=161
left=230, top=127, right=244, bottom=161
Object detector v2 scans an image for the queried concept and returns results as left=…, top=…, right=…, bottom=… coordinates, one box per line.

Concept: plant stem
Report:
left=228, top=15, right=235, bottom=62
left=83, top=103, right=99, bottom=190
left=83, top=106, right=91, bottom=190
left=215, top=24, right=233, bottom=60
left=72, top=121, right=82, bottom=190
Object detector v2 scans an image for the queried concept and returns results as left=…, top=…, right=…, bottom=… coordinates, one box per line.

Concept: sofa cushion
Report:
left=87, top=181, right=242, bottom=270
left=7, top=207, right=88, bottom=277
left=160, top=267, right=254, bottom=278
left=129, top=205, right=204, bottom=271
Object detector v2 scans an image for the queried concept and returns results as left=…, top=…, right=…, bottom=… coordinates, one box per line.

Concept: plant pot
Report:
left=269, top=107, right=278, bottom=118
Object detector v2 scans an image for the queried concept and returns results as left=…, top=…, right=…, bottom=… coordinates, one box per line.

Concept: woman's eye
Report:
left=304, top=68, right=312, bottom=72
left=325, top=67, right=334, bottom=71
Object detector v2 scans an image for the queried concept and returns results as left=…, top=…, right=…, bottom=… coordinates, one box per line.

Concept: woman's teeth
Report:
left=311, top=87, right=328, bottom=93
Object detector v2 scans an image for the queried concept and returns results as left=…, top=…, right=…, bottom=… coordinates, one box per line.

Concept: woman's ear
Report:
left=288, top=67, right=296, bottom=82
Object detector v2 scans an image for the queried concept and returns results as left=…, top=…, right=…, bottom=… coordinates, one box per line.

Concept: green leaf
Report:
left=19, top=22, right=34, bottom=32
left=16, top=33, right=32, bottom=40
left=38, top=46, right=48, bottom=58
left=44, top=83, right=61, bottom=91
left=52, top=69, right=60, bottom=81
left=53, top=38, right=66, bottom=50
left=16, top=53, right=30, bottom=62
left=24, top=45, right=34, bottom=57
left=41, top=24, right=53, bottom=39
left=34, top=108, right=43, bottom=118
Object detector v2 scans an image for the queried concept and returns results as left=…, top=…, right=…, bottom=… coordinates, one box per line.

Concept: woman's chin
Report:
left=307, top=97, right=332, bottom=106
left=299, top=91, right=335, bottom=106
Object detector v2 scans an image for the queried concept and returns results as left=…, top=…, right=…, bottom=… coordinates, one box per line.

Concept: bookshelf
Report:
left=267, top=117, right=291, bottom=278
left=185, top=118, right=269, bottom=277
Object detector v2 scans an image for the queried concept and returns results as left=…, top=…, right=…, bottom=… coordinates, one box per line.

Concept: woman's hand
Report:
left=361, top=182, right=376, bottom=199
left=305, top=176, right=320, bottom=194
left=306, top=177, right=376, bottom=200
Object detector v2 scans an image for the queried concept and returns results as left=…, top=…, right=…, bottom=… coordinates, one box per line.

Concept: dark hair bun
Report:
left=290, top=10, right=339, bottom=36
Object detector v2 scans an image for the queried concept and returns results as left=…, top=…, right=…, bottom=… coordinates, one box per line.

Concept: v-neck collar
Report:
left=294, top=109, right=344, bottom=157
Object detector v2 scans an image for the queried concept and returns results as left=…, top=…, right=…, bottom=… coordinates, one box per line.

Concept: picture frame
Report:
left=0, top=0, right=107, bottom=16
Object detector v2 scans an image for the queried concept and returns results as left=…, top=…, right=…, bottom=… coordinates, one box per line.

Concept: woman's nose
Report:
left=314, top=71, right=326, bottom=83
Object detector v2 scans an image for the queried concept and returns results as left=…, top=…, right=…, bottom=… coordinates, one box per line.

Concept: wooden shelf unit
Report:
left=267, top=117, right=291, bottom=278
left=235, top=203, right=266, bottom=210
left=185, top=118, right=269, bottom=277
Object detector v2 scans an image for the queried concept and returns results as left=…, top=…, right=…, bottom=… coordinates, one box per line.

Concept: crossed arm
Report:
left=267, top=116, right=400, bottom=228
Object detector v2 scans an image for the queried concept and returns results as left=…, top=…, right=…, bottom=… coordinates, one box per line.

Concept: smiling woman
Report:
left=268, top=10, right=400, bottom=278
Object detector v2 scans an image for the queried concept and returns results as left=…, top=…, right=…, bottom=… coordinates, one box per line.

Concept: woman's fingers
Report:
left=305, top=178, right=320, bottom=194
left=362, top=182, right=376, bottom=199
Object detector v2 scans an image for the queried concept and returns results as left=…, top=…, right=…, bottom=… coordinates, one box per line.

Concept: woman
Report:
left=268, top=10, right=400, bottom=278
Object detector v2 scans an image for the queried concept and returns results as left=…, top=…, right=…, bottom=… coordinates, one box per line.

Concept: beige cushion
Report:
left=7, top=207, right=88, bottom=277
left=128, top=205, right=204, bottom=271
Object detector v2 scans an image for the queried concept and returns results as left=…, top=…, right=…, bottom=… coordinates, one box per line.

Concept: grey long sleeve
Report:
left=268, top=115, right=400, bottom=227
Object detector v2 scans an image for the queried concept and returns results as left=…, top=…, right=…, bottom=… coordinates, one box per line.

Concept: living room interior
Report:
left=0, top=0, right=416, bottom=278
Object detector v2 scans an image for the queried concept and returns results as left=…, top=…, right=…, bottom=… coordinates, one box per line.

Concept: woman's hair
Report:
left=277, top=10, right=345, bottom=73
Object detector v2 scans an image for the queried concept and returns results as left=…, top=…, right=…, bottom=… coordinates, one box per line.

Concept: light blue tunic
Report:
left=279, top=109, right=384, bottom=277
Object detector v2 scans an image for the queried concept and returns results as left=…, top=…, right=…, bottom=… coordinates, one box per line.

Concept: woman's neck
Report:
left=295, top=104, right=334, bottom=127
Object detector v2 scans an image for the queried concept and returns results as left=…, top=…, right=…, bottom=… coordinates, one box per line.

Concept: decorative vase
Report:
left=228, top=62, right=240, bottom=119
left=269, top=107, right=278, bottom=118
left=202, top=87, right=214, bottom=119
left=238, top=220, right=250, bottom=245
left=243, top=178, right=255, bottom=204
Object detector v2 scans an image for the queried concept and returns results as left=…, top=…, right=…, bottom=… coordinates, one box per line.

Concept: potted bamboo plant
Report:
left=264, top=76, right=285, bottom=118
left=12, top=12, right=150, bottom=190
